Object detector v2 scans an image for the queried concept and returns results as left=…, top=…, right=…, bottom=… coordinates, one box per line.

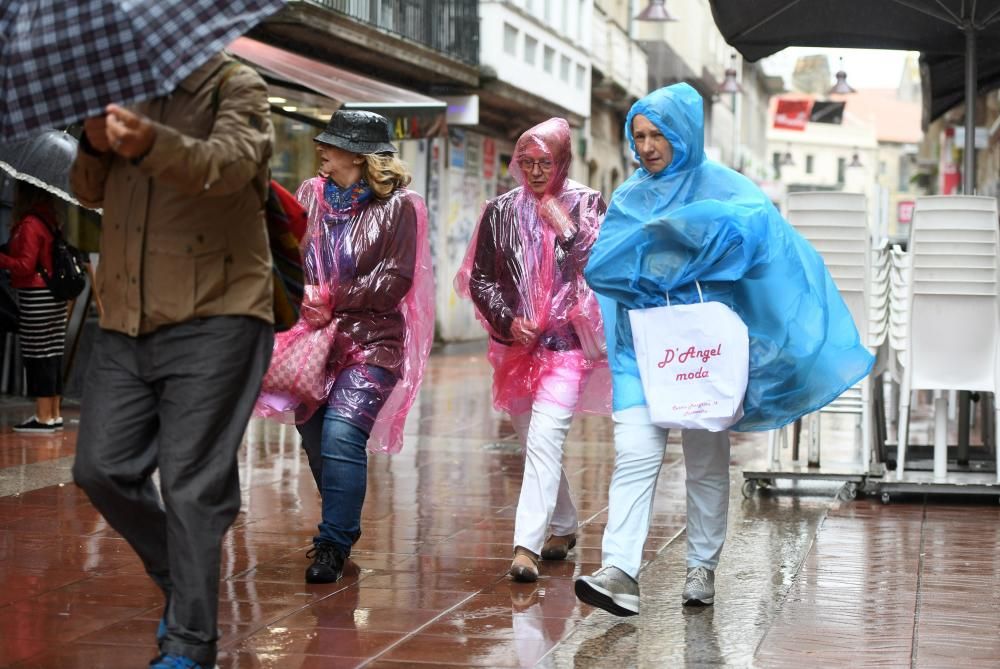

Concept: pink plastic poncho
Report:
left=455, top=118, right=611, bottom=416
left=256, top=178, right=435, bottom=454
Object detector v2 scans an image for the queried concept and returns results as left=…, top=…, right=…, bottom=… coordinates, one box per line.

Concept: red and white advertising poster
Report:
left=940, top=126, right=961, bottom=195
left=897, top=200, right=915, bottom=224
left=482, top=137, right=496, bottom=180
left=773, top=99, right=813, bottom=131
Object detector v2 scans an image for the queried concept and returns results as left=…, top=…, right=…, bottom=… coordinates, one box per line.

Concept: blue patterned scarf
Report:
left=322, top=178, right=372, bottom=225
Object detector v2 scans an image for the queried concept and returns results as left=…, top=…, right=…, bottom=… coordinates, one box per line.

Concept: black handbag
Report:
left=0, top=284, right=19, bottom=333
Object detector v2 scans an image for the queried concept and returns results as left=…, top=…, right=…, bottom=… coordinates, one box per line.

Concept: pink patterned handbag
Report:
left=260, top=319, right=337, bottom=405
left=260, top=225, right=336, bottom=407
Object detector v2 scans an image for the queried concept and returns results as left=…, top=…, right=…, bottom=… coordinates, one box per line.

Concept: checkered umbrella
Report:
left=0, top=0, right=287, bottom=142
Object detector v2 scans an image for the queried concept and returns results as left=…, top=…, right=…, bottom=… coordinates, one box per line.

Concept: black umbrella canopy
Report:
left=708, top=1, right=997, bottom=60
left=708, top=0, right=1000, bottom=121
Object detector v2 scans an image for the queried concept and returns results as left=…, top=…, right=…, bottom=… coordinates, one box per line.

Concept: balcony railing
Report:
left=309, top=0, right=479, bottom=66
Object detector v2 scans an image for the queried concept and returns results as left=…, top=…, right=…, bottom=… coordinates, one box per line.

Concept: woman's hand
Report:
left=511, top=316, right=539, bottom=345
left=300, top=285, right=333, bottom=329
left=540, top=196, right=577, bottom=238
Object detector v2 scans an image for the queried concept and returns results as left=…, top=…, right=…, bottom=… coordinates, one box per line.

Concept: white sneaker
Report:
left=682, top=566, right=715, bottom=606
left=575, top=565, right=639, bottom=616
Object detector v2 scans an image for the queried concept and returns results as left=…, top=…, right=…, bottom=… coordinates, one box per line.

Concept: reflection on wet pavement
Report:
left=2, top=345, right=1000, bottom=667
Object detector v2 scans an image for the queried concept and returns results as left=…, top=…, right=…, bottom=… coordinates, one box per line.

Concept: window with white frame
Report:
left=575, top=63, right=585, bottom=90
left=544, top=45, right=555, bottom=73
left=524, top=35, right=538, bottom=65
left=560, top=54, right=570, bottom=82
left=503, top=23, right=518, bottom=56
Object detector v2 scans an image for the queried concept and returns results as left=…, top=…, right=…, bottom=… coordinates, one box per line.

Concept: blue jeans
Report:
left=298, top=410, right=369, bottom=552
left=297, top=364, right=397, bottom=552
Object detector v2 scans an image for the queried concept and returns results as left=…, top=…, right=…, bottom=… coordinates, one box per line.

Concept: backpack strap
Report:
left=210, top=60, right=248, bottom=118
left=209, top=59, right=272, bottom=205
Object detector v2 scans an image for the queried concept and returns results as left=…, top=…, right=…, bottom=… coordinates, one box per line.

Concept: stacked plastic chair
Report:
left=888, top=245, right=912, bottom=372
left=769, top=192, right=879, bottom=472
left=895, top=195, right=1000, bottom=483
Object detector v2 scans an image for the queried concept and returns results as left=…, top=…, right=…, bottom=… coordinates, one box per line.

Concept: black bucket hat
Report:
left=314, top=110, right=397, bottom=154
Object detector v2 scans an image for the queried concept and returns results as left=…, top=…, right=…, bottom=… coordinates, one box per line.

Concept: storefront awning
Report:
left=226, top=37, right=447, bottom=138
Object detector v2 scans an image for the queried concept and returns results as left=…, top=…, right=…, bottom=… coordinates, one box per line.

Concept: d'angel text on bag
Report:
left=657, top=344, right=722, bottom=380
left=655, top=343, right=724, bottom=417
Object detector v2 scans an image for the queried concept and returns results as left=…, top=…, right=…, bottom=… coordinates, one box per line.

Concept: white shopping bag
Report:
left=628, top=284, right=749, bottom=431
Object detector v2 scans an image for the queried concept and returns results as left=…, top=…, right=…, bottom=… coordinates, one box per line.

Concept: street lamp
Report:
left=848, top=150, right=864, bottom=168
left=635, top=0, right=677, bottom=21
left=718, top=53, right=743, bottom=170
left=719, top=53, right=743, bottom=94
left=829, top=57, right=856, bottom=94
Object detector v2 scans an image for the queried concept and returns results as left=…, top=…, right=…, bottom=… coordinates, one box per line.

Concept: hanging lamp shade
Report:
left=635, top=0, right=677, bottom=21
left=848, top=152, right=864, bottom=168
left=781, top=151, right=795, bottom=166
left=829, top=58, right=856, bottom=94
left=719, top=53, right=743, bottom=94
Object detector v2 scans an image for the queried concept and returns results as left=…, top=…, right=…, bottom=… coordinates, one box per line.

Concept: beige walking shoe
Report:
left=509, top=546, right=540, bottom=582
left=540, top=533, right=577, bottom=560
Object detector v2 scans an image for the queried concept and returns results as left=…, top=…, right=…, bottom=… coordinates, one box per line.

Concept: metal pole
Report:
left=963, top=27, right=976, bottom=195
left=732, top=91, right=739, bottom=169
left=956, top=27, right=978, bottom=465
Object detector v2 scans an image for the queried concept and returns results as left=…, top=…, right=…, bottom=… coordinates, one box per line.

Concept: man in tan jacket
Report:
left=70, top=52, right=274, bottom=669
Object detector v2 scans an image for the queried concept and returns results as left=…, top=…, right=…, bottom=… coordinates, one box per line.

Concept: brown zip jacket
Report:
left=70, top=53, right=274, bottom=336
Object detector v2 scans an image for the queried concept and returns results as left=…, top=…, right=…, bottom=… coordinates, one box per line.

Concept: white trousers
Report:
left=510, top=362, right=583, bottom=555
left=602, top=406, right=731, bottom=579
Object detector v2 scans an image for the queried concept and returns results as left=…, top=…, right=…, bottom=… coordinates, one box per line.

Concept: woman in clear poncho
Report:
left=455, top=117, right=611, bottom=583
left=575, top=84, right=873, bottom=616
left=259, top=110, right=434, bottom=585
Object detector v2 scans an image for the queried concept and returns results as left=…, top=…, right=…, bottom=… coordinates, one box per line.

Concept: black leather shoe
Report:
left=305, top=542, right=345, bottom=584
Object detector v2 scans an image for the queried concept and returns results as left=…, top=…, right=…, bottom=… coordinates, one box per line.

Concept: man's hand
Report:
left=82, top=116, right=110, bottom=153
left=105, top=104, right=156, bottom=159
left=511, top=316, right=539, bottom=346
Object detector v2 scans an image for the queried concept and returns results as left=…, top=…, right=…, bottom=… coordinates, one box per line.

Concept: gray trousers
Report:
left=73, top=316, right=272, bottom=665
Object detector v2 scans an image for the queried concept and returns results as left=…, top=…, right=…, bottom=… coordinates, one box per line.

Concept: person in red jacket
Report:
left=0, top=182, right=67, bottom=433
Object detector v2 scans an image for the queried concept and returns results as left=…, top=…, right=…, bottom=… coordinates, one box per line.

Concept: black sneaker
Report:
left=305, top=542, right=345, bottom=584
left=12, top=416, right=58, bottom=433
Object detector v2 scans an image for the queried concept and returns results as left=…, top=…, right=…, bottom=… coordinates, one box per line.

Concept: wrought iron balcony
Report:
left=307, top=0, right=479, bottom=66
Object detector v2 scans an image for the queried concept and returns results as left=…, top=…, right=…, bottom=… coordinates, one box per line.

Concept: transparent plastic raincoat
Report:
left=585, top=83, right=874, bottom=431
left=455, top=118, right=612, bottom=416
left=256, top=177, right=434, bottom=453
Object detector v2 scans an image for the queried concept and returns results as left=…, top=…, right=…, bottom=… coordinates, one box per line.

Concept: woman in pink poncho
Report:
left=456, top=118, right=611, bottom=582
left=258, top=110, right=434, bottom=584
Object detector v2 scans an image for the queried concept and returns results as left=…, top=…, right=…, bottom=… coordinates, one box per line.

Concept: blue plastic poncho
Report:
left=584, top=83, right=874, bottom=431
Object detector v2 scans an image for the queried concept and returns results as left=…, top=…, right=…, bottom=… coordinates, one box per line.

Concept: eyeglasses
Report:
left=518, top=158, right=554, bottom=172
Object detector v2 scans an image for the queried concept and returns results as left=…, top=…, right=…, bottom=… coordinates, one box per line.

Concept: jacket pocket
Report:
left=144, top=233, right=226, bottom=324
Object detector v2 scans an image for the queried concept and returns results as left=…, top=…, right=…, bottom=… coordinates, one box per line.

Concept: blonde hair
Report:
left=362, top=153, right=412, bottom=199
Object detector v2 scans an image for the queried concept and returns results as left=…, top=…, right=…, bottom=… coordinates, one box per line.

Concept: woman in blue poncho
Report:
left=574, top=83, right=873, bottom=617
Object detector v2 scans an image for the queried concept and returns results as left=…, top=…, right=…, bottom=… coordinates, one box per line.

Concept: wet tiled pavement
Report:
left=1, top=344, right=999, bottom=667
